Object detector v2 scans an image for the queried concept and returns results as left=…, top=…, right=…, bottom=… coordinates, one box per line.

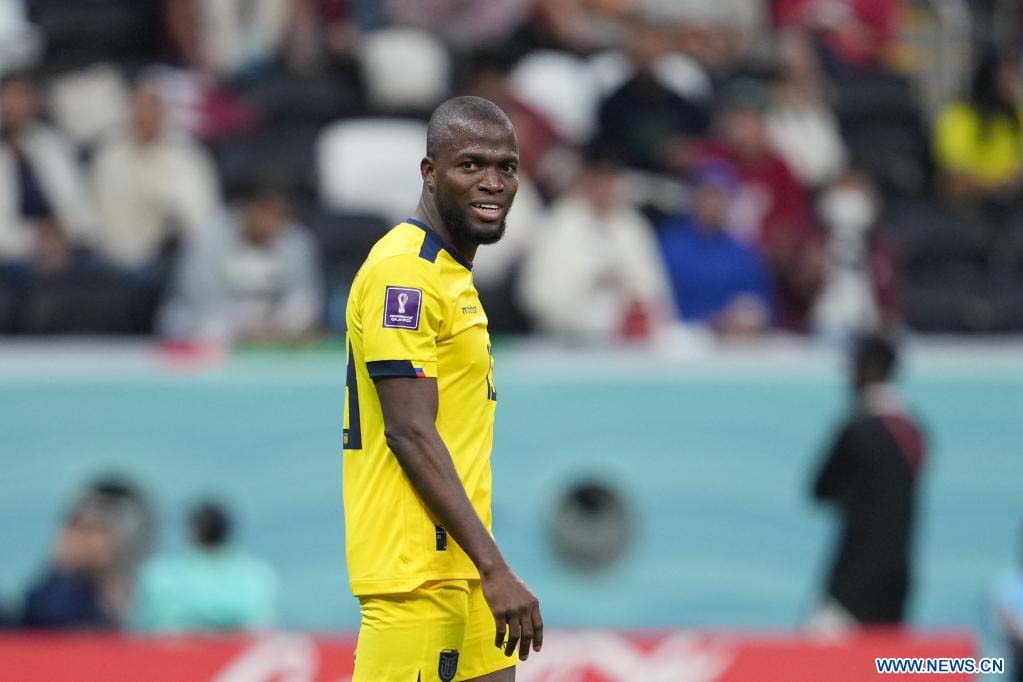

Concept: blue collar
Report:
left=406, top=218, right=473, bottom=271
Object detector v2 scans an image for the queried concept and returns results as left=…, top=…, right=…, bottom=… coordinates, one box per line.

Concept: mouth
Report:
left=470, top=201, right=505, bottom=223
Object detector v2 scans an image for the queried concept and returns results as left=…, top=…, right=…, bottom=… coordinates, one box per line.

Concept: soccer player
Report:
left=342, top=96, right=542, bottom=682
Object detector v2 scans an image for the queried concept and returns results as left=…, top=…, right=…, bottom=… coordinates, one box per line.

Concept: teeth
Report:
left=474, top=203, right=499, bottom=209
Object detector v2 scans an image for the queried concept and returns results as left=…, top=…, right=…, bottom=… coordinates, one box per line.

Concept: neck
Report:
left=413, top=194, right=478, bottom=263
left=858, top=381, right=903, bottom=415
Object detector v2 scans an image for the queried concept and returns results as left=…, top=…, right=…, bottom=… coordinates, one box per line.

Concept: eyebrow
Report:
left=454, top=150, right=519, bottom=164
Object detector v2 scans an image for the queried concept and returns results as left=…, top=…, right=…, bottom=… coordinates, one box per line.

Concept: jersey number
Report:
left=344, top=343, right=362, bottom=450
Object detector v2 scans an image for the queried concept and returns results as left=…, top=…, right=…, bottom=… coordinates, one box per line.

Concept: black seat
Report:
left=214, top=124, right=322, bottom=201
left=20, top=268, right=137, bottom=334
left=28, top=0, right=161, bottom=72
left=302, top=209, right=389, bottom=331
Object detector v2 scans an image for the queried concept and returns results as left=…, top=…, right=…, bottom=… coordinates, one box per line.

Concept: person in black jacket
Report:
left=808, top=335, right=927, bottom=632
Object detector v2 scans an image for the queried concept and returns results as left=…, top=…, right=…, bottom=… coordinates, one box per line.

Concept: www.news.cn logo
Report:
left=875, top=657, right=1005, bottom=674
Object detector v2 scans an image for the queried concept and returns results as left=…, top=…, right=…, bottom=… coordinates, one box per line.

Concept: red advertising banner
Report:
left=0, top=629, right=978, bottom=682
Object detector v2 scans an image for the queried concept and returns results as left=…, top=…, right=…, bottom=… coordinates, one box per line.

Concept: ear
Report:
left=420, top=156, right=436, bottom=192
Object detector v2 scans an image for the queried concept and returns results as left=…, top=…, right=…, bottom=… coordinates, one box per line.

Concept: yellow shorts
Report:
left=353, top=579, right=516, bottom=682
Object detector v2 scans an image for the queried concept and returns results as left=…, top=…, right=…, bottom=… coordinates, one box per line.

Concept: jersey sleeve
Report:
left=358, top=254, right=444, bottom=379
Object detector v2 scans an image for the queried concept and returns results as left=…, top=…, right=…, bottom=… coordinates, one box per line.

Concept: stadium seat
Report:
left=885, top=197, right=989, bottom=268
left=887, top=197, right=1023, bottom=331
left=510, top=50, right=600, bottom=144
left=587, top=51, right=711, bottom=102
left=361, top=27, right=450, bottom=114
left=27, top=0, right=160, bottom=73
left=843, top=121, right=932, bottom=197
left=20, top=270, right=137, bottom=334
left=316, top=118, right=427, bottom=225
left=243, top=70, right=364, bottom=127
left=0, top=278, right=18, bottom=333
left=301, top=208, right=390, bottom=331
left=304, top=208, right=389, bottom=268
left=834, top=72, right=933, bottom=196
left=215, top=123, right=321, bottom=200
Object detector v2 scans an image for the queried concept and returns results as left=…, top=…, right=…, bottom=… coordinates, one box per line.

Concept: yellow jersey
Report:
left=934, top=102, right=1023, bottom=186
left=342, top=218, right=497, bottom=596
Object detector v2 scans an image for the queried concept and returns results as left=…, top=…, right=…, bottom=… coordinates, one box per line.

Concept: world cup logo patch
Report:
left=438, top=649, right=459, bottom=682
left=382, top=286, right=422, bottom=330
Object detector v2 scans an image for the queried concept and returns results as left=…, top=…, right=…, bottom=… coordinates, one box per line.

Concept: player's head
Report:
left=851, top=334, right=898, bottom=391
left=422, top=96, right=518, bottom=246
left=189, top=500, right=231, bottom=550
left=239, top=178, right=292, bottom=246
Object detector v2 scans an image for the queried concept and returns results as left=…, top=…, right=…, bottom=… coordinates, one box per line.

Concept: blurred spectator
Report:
left=383, top=0, right=531, bottom=52
left=808, top=335, right=926, bottom=632
left=317, top=0, right=362, bottom=62
left=992, top=524, right=1023, bottom=682
left=518, top=148, right=673, bottom=344
left=133, top=500, right=276, bottom=632
left=0, top=215, right=146, bottom=334
left=92, top=78, right=220, bottom=271
left=464, top=51, right=562, bottom=188
left=811, top=169, right=900, bottom=339
left=595, top=16, right=711, bottom=174
left=0, top=72, right=95, bottom=261
left=165, top=0, right=303, bottom=79
left=699, top=80, right=822, bottom=331
left=525, top=0, right=634, bottom=53
left=0, top=1, right=42, bottom=74
left=667, top=1, right=771, bottom=76
left=21, top=477, right=154, bottom=629
left=773, top=0, right=905, bottom=74
left=158, top=182, right=323, bottom=344
left=766, top=32, right=847, bottom=189
left=934, top=51, right=1023, bottom=204
left=658, top=160, right=774, bottom=338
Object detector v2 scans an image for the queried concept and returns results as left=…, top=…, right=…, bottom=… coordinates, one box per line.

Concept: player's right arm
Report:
left=375, top=376, right=543, bottom=660
left=355, top=253, right=542, bottom=660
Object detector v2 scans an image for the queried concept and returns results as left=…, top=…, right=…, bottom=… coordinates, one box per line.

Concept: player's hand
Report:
left=480, top=564, right=543, bottom=660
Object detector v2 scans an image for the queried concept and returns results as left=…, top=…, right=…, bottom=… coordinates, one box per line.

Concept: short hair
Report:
left=72, top=476, right=155, bottom=567
left=189, top=501, right=231, bottom=548
left=853, top=334, right=898, bottom=380
left=426, top=96, right=513, bottom=159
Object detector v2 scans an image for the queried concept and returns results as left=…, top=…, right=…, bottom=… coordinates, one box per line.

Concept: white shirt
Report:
left=0, top=123, right=96, bottom=258
left=517, top=194, right=674, bottom=343
left=92, top=132, right=220, bottom=267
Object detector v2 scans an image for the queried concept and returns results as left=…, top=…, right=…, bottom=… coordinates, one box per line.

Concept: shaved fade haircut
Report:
left=426, top=96, right=514, bottom=159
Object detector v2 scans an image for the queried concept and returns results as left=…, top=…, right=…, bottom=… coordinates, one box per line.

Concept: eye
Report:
left=461, top=160, right=477, bottom=170
left=501, top=163, right=517, bottom=173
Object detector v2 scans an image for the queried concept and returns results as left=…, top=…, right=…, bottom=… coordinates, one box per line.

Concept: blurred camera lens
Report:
left=549, top=479, right=631, bottom=570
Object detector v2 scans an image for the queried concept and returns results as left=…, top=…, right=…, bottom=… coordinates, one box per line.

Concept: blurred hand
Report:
left=480, top=564, right=543, bottom=661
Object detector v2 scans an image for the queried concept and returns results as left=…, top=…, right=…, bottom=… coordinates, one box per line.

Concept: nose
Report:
left=478, top=167, right=503, bottom=194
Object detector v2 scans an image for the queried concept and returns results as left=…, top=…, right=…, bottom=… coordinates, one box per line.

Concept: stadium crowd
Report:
left=0, top=0, right=1021, bottom=344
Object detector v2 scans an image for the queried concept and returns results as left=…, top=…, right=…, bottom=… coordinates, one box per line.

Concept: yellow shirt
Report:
left=342, top=219, right=497, bottom=596
left=934, top=102, right=1023, bottom=186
